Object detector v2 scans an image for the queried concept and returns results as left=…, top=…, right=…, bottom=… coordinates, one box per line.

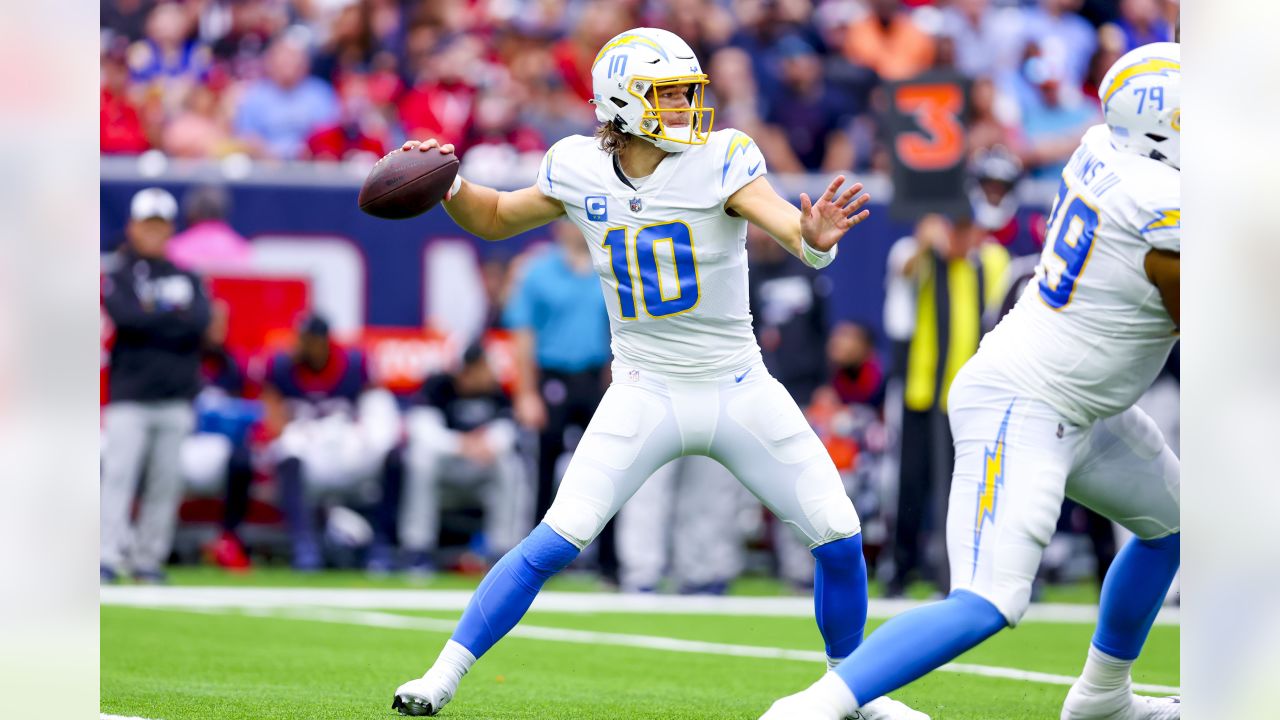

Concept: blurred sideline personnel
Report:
left=616, top=455, right=745, bottom=594
left=166, top=184, right=253, bottom=272
left=393, top=27, right=924, bottom=720
left=179, top=301, right=261, bottom=570
left=764, top=42, right=1182, bottom=720
left=883, top=213, right=1008, bottom=597
left=101, top=188, right=212, bottom=583
left=502, top=219, right=616, bottom=582
left=261, top=315, right=400, bottom=571
left=389, top=343, right=530, bottom=574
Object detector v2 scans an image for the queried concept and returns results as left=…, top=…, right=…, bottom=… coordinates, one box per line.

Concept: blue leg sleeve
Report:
left=811, top=534, right=869, bottom=660
left=1092, top=533, right=1180, bottom=661
left=835, top=590, right=1008, bottom=704
left=450, top=523, right=580, bottom=658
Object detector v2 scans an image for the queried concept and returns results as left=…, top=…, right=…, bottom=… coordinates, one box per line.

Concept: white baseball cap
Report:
left=130, top=187, right=178, bottom=222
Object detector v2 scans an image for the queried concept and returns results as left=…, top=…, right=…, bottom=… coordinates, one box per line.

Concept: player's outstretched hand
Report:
left=799, top=175, right=871, bottom=252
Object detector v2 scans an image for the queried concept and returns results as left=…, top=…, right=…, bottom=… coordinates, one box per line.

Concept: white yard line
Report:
left=180, top=605, right=1180, bottom=696
left=100, top=586, right=1180, bottom=626
left=102, top=714, right=161, bottom=720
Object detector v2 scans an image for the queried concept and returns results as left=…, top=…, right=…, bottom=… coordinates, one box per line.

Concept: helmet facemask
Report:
left=628, top=75, right=714, bottom=150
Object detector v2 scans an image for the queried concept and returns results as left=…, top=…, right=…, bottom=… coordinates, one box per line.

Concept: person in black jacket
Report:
left=101, top=187, right=212, bottom=583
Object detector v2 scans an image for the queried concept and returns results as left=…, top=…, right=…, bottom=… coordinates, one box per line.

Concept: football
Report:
left=358, top=146, right=460, bottom=220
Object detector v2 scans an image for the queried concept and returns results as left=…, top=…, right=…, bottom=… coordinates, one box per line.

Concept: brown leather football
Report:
left=358, top=147, right=461, bottom=220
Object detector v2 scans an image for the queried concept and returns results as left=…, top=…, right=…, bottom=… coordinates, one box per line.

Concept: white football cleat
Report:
left=857, top=695, right=932, bottom=720
left=392, top=671, right=456, bottom=716
left=759, top=690, right=845, bottom=720
left=1062, top=680, right=1180, bottom=720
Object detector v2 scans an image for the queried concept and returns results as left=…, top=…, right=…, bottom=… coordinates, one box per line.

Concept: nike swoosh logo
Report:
left=747, top=161, right=761, bottom=176
left=734, top=368, right=752, bottom=383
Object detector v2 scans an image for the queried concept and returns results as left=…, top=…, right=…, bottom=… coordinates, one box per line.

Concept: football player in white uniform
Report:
left=761, top=42, right=1181, bottom=720
left=390, top=27, right=925, bottom=720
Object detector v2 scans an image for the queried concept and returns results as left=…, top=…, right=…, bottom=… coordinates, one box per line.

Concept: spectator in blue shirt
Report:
left=234, top=37, right=340, bottom=159
left=1019, top=0, right=1098, bottom=90
left=503, top=220, right=616, bottom=582
left=1003, top=43, right=1100, bottom=180
left=1113, top=0, right=1174, bottom=50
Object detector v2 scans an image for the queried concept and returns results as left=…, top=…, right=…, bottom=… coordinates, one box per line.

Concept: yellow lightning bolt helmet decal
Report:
left=593, top=34, right=669, bottom=68
left=1103, top=57, right=1180, bottom=107
left=973, top=400, right=1015, bottom=578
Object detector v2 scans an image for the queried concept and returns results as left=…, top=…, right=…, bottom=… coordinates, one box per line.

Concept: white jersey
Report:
left=974, top=124, right=1179, bottom=425
left=536, top=129, right=768, bottom=378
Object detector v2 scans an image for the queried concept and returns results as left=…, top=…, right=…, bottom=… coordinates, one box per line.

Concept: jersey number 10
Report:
left=603, top=221, right=701, bottom=319
left=1038, top=182, right=1100, bottom=310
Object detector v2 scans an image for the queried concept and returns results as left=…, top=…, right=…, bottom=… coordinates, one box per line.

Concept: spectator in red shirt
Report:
left=398, top=34, right=484, bottom=153
left=828, top=321, right=885, bottom=409
left=306, top=73, right=391, bottom=162
left=102, top=46, right=152, bottom=155
left=458, top=87, right=546, bottom=187
left=549, top=0, right=631, bottom=102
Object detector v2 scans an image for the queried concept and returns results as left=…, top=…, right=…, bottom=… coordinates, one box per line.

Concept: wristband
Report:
left=446, top=174, right=464, bottom=200
left=801, top=239, right=838, bottom=269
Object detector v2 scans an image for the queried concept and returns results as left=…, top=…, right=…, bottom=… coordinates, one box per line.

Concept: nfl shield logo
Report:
left=629, top=197, right=643, bottom=213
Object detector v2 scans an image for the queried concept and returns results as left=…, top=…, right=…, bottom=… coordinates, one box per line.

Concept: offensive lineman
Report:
left=762, top=42, right=1182, bottom=720
left=391, top=27, right=926, bottom=720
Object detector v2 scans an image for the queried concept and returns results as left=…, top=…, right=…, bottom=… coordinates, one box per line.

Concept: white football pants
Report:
left=946, top=360, right=1181, bottom=625
left=544, top=361, right=860, bottom=551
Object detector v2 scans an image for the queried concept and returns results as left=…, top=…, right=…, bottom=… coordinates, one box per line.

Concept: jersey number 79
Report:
left=1039, top=181, right=1100, bottom=310
left=604, top=220, right=701, bottom=319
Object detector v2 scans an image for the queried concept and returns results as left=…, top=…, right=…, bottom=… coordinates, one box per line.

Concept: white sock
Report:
left=1079, top=645, right=1134, bottom=692
left=810, top=671, right=859, bottom=716
left=826, top=655, right=845, bottom=672
left=430, top=640, right=477, bottom=686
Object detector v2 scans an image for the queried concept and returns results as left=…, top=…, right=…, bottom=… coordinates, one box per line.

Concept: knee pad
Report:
left=542, top=465, right=615, bottom=549
left=795, top=464, right=861, bottom=545
left=1101, top=408, right=1166, bottom=461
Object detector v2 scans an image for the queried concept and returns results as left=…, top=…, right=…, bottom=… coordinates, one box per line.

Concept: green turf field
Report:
left=101, top=574, right=1179, bottom=720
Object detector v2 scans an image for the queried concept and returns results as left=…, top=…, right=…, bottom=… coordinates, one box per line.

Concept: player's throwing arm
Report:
left=401, top=139, right=566, bottom=241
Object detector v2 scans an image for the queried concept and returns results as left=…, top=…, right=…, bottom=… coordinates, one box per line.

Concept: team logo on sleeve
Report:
left=973, top=400, right=1015, bottom=578
left=585, top=196, right=608, bottom=222
left=1142, top=208, right=1180, bottom=234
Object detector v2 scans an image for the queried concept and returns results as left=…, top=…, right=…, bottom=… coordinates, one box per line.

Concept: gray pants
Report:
left=400, top=449, right=530, bottom=557
left=101, top=400, right=195, bottom=572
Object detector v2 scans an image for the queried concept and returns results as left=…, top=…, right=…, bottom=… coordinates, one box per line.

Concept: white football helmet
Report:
left=589, top=27, right=713, bottom=152
left=1099, top=41, right=1180, bottom=169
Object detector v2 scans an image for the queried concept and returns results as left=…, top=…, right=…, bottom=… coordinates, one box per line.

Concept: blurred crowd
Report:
left=102, top=0, right=1178, bottom=180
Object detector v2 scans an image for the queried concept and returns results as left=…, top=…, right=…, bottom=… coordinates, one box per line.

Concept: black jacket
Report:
left=102, top=248, right=212, bottom=402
